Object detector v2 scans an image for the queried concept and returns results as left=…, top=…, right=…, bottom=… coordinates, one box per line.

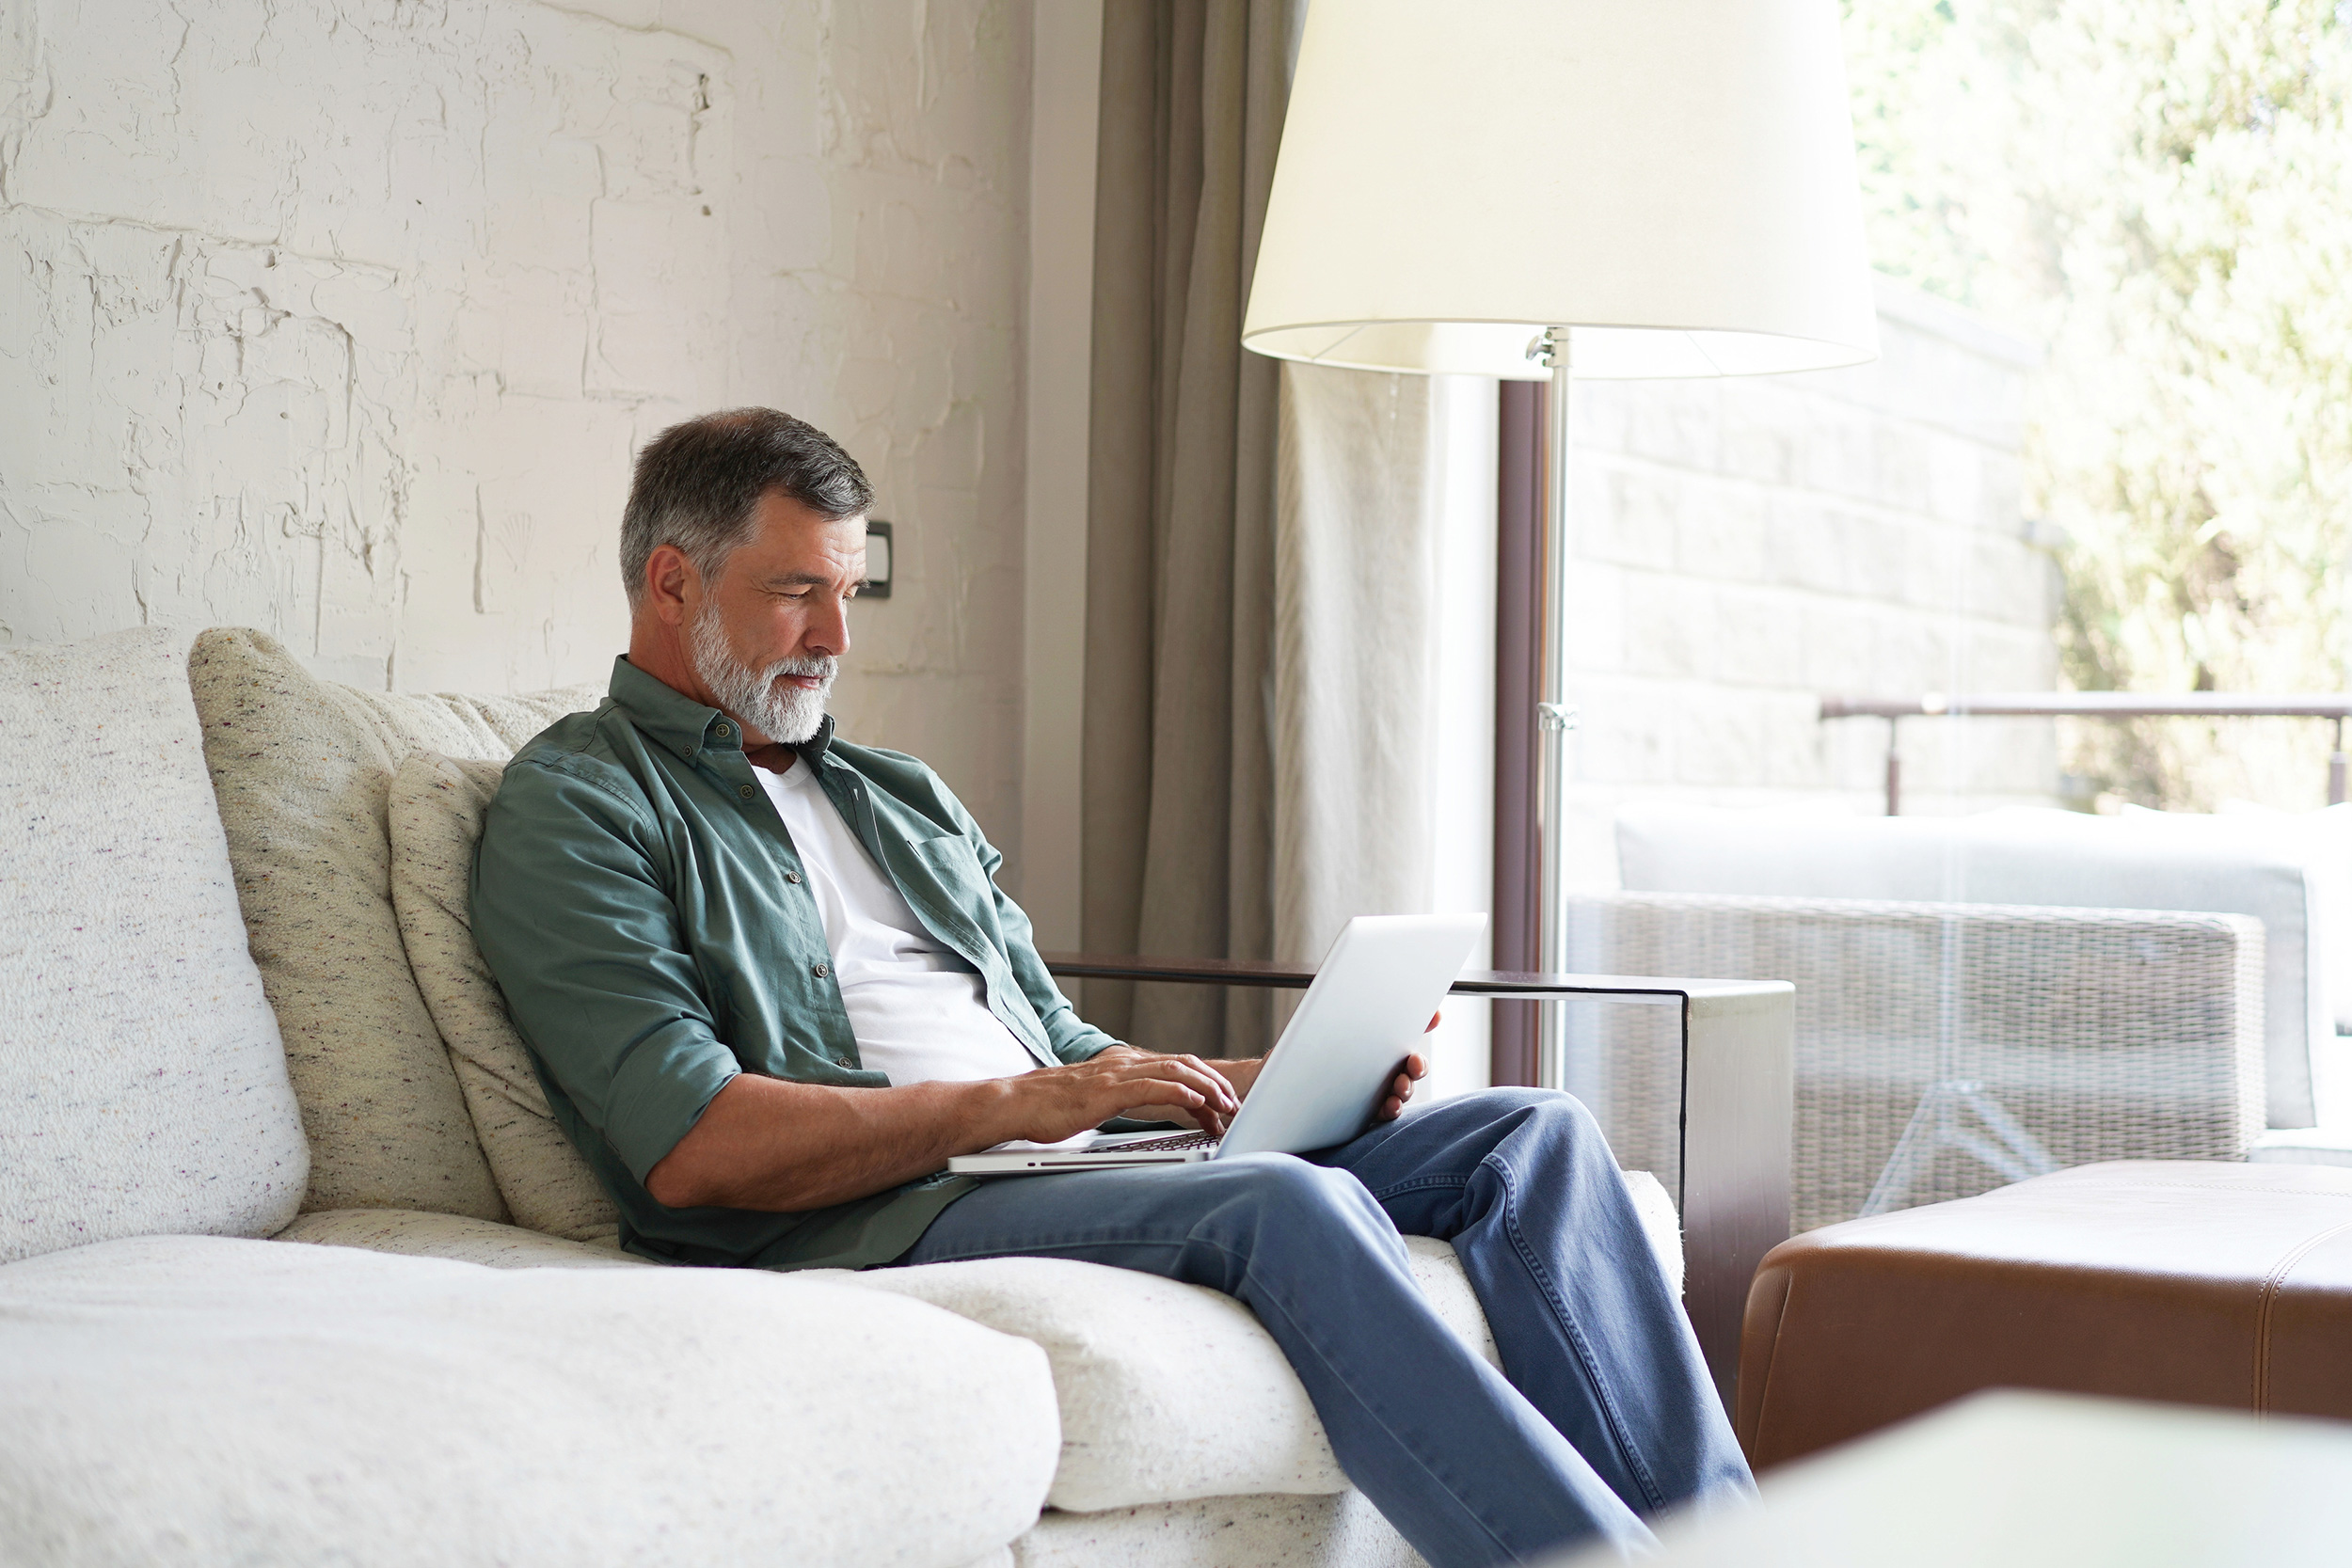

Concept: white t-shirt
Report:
left=753, top=758, right=1041, bottom=1087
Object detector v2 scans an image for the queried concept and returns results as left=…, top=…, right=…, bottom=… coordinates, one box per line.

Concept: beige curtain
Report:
left=1081, top=0, right=1296, bottom=1056
left=1273, top=365, right=1441, bottom=956
left=1272, top=363, right=1499, bottom=1089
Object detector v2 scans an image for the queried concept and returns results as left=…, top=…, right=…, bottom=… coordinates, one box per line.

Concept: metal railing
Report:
left=1818, top=692, right=2352, bottom=816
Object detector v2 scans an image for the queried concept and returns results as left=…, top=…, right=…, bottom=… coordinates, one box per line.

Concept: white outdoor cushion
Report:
left=187, top=627, right=600, bottom=1220
left=0, top=1235, right=1059, bottom=1568
left=387, top=751, right=621, bottom=1241
left=278, top=1208, right=636, bottom=1267
left=2206, top=800, right=2352, bottom=1032
left=1618, top=802, right=2334, bottom=1127
left=0, top=627, right=308, bottom=1265
left=2248, top=1126, right=2352, bottom=1169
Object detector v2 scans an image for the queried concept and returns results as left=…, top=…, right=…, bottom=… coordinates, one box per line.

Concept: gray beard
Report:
left=687, top=605, right=836, bottom=745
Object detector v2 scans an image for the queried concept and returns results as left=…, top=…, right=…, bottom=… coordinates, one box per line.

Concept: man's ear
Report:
left=644, top=544, right=697, bottom=626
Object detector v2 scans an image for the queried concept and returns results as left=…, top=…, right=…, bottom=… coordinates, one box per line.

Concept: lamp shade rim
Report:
left=1241, top=317, right=1881, bottom=381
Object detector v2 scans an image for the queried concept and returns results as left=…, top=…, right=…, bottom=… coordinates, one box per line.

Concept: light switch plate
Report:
left=863, top=519, right=893, bottom=598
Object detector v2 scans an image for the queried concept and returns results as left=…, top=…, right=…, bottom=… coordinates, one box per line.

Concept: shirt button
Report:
left=739, top=784, right=756, bottom=799
left=785, top=871, right=803, bottom=884
left=812, top=961, right=831, bottom=979
left=834, top=1054, right=851, bottom=1067
left=713, top=721, right=731, bottom=737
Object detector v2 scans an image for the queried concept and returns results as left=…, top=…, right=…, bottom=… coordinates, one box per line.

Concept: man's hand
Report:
left=1108, top=1052, right=1265, bottom=1131
left=1370, top=1011, right=1440, bottom=1122
left=995, top=1046, right=1241, bottom=1141
left=1375, top=1052, right=1429, bottom=1122
left=1126, top=1007, right=1439, bottom=1129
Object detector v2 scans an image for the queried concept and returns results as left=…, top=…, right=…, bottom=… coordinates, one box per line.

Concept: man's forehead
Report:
left=730, top=505, right=866, bottom=589
left=744, top=496, right=867, bottom=549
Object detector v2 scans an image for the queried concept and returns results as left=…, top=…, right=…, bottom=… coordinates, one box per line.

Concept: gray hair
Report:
left=619, top=408, right=873, bottom=609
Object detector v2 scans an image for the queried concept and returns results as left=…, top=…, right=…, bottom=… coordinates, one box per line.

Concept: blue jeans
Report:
left=894, top=1087, right=1753, bottom=1567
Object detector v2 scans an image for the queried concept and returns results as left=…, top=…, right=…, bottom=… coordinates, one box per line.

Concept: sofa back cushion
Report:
left=0, top=627, right=308, bottom=1263
left=387, top=751, right=620, bottom=1241
left=1617, top=802, right=2333, bottom=1128
left=187, top=628, right=600, bottom=1219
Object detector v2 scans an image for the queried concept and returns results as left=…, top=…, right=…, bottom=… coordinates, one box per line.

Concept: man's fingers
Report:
left=1426, top=1010, right=1442, bottom=1033
left=1099, top=1055, right=1237, bottom=1118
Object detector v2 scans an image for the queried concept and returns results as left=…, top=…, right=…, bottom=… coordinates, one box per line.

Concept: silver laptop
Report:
left=948, top=913, right=1486, bottom=1175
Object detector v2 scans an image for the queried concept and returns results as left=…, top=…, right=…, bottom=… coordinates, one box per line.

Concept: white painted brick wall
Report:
left=1564, top=277, right=2056, bottom=885
left=0, top=0, right=1032, bottom=846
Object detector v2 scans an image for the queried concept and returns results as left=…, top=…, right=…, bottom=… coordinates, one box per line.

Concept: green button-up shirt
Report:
left=469, top=656, right=1119, bottom=1270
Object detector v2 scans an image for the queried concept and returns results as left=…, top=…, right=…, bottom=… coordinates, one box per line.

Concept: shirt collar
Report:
left=607, top=656, right=839, bottom=767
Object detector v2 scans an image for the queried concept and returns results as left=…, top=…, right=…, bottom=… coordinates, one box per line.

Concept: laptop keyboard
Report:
left=1103, top=1129, right=1221, bottom=1153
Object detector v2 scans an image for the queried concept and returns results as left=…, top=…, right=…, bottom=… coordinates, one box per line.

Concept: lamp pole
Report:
left=1534, top=327, right=1578, bottom=1091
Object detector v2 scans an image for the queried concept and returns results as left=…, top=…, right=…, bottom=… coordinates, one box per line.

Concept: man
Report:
left=472, top=408, right=1751, bottom=1568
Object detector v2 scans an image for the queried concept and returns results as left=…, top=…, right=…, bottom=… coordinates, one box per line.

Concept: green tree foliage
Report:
left=1845, top=0, right=2352, bottom=807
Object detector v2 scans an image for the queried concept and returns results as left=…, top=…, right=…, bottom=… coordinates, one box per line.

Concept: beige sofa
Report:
left=0, top=626, right=1681, bottom=1567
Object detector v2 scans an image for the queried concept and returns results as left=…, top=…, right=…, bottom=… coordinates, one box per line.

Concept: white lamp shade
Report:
left=1243, top=0, right=1878, bottom=380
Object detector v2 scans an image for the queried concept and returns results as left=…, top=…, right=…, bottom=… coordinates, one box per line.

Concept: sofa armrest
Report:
left=1041, top=952, right=1794, bottom=1412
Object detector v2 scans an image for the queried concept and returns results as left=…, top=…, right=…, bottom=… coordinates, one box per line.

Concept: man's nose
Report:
left=807, top=594, right=851, bottom=657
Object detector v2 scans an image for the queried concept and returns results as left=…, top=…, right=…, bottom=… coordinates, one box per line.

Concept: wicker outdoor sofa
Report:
left=1565, top=892, right=2264, bottom=1232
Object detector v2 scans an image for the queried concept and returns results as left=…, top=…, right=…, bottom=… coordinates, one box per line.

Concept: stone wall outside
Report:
left=1559, top=277, right=2057, bottom=886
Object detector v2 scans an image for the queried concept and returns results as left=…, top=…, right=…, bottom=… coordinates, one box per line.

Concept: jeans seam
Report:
left=1365, top=1172, right=1477, bottom=1203
left=1488, top=1153, right=1671, bottom=1513
left=907, top=1228, right=1195, bottom=1263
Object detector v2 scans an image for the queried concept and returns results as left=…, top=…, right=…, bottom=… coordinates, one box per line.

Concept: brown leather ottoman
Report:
left=1737, top=1161, right=2352, bottom=1468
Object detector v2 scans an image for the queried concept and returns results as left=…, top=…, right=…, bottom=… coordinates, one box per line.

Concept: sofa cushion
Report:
left=0, top=1234, right=1059, bottom=1568
left=388, top=751, right=620, bottom=1240
left=1013, top=1491, right=1414, bottom=1568
left=278, top=1208, right=637, bottom=1267
left=0, top=628, right=308, bottom=1265
left=1618, top=802, right=2335, bottom=1127
left=842, top=1234, right=1497, bottom=1513
left=187, top=627, right=600, bottom=1220
left=843, top=1172, right=1681, bottom=1513
left=1622, top=1167, right=1683, bottom=1295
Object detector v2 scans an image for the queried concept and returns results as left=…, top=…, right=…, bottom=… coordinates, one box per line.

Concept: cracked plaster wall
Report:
left=1, top=0, right=1032, bottom=843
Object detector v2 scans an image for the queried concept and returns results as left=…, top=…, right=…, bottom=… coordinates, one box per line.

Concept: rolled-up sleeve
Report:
left=469, top=758, right=740, bottom=1183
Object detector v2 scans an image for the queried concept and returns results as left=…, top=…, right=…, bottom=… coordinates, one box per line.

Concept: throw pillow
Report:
left=388, top=751, right=621, bottom=1242
left=0, top=627, right=308, bottom=1263
left=187, top=627, right=600, bottom=1220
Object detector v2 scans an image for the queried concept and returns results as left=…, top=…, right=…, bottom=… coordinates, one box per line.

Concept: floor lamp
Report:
left=1242, top=0, right=1881, bottom=1090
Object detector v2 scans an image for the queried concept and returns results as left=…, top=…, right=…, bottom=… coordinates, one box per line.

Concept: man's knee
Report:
left=1448, top=1084, right=1599, bottom=1132
left=1216, top=1153, right=1383, bottom=1231
left=1422, top=1086, right=1613, bottom=1164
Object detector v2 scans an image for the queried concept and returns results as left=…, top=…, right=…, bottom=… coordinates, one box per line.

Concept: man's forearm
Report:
left=644, top=1049, right=1240, bottom=1212
left=644, top=1073, right=1018, bottom=1212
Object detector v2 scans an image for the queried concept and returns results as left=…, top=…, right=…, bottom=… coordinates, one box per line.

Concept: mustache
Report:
left=761, top=654, right=838, bottom=683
